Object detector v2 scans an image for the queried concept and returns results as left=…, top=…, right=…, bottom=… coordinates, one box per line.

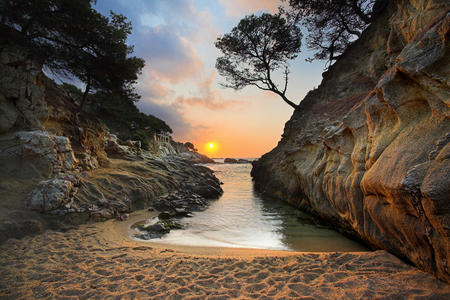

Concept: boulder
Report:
left=190, top=184, right=223, bottom=199
left=135, top=219, right=183, bottom=239
left=104, top=133, right=131, bottom=157
left=16, top=130, right=77, bottom=172
left=28, top=179, right=74, bottom=212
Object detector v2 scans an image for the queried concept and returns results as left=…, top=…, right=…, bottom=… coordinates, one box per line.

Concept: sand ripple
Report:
left=0, top=221, right=448, bottom=299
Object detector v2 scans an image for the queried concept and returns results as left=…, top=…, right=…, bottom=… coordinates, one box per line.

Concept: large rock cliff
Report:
left=0, top=43, right=220, bottom=243
left=252, top=0, right=449, bottom=282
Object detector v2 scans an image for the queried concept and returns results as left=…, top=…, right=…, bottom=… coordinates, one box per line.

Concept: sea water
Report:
left=138, top=159, right=368, bottom=251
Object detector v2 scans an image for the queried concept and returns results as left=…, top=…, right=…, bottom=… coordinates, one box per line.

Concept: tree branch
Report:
left=338, top=12, right=362, bottom=37
left=350, top=1, right=371, bottom=24
left=282, top=66, right=289, bottom=94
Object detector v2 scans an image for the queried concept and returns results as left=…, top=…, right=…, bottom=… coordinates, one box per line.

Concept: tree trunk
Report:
left=267, top=74, right=298, bottom=110
left=273, top=89, right=298, bottom=109
left=281, top=95, right=299, bottom=110
left=78, top=76, right=91, bottom=112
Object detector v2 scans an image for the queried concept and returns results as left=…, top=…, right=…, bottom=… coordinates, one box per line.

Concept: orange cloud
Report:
left=137, top=69, right=170, bottom=99
left=218, top=0, right=280, bottom=16
left=177, top=94, right=242, bottom=110
left=176, top=72, right=244, bottom=110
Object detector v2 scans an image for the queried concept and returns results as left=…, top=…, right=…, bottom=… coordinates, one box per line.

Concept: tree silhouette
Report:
left=215, top=12, right=302, bottom=109
left=1, top=0, right=144, bottom=111
left=286, top=0, right=388, bottom=64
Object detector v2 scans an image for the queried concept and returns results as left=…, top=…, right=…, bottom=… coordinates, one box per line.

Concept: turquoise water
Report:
left=139, top=161, right=368, bottom=251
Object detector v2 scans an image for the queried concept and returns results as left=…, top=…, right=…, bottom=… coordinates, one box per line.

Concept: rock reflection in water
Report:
left=138, top=161, right=369, bottom=251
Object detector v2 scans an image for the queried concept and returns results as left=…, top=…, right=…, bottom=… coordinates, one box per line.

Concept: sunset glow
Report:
left=94, top=0, right=324, bottom=158
left=205, top=142, right=217, bottom=153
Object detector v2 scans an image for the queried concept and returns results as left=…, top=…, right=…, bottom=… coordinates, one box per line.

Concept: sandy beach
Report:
left=0, top=210, right=448, bottom=300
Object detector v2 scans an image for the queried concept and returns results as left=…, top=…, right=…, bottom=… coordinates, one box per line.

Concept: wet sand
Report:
left=0, top=213, right=448, bottom=299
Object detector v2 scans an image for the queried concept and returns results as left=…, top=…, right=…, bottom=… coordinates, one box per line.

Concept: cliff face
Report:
left=0, top=43, right=220, bottom=243
left=252, top=0, right=449, bottom=282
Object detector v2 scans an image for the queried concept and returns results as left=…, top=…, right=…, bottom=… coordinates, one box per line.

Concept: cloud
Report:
left=136, top=1, right=217, bottom=42
left=218, top=0, right=280, bottom=16
left=176, top=72, right=244, bottom=110
left=137, top=69, right=170, bottom=100
left=95, top=0, right=239, bottom=138
left=137, top=99, right=195, bottom=139
left=136, top=27, right=204, bottom=84
left=137, top=99, right=217, bottom=143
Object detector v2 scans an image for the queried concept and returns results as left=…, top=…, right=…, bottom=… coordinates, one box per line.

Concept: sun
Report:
left=205, top=142, right=217, bottom=153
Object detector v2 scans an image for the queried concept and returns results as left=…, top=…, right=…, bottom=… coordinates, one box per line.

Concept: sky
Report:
left=94, top=0, right=325, bottom=158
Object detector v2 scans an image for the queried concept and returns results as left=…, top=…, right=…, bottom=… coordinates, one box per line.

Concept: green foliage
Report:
left=215, top=12, right=302, bottom=109
left=91, top=91, right=172, bottom=136
left=132, top=130, right=150, bottom=150
left=184, top=142, right=197, bottom=152
left=1, top=0, right=145, bottom=110
left=60, top=85, right=172, bottom=145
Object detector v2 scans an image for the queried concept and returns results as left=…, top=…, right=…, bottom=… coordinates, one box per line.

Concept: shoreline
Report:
left=102, top=209, right=370, bottom=257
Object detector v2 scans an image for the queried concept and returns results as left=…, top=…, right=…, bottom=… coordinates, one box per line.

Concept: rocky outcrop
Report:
left=0, top=42, right=221, bottom=243
left=28, top=179, right=75, bottom=212
left=135, top=165, right=223, bottom=240
left=178, top=151, right=215, bottom=163
left=171, top=141, right=215, bottom=163
left=252, top=0, right=449, bottom=282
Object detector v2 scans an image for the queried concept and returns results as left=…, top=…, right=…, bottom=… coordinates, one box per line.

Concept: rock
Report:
left=136, top=219, right=183, bottom=239
left=124, top=140, right=141, bottom=150
left=0, top=43, right=225, bottom=245
left=16, top=130, right=77, bottom=172
left=222, top=158, right=250, bottom=164
left=90, top=209, right=114, bottom=222
left=237, top=159, right=250, bottom=164
left=137, top=223, right=169, bottom=239
left=116, top=213, right=129, bottom=221
left=0, top=45, right=48, bottom=129
left=251, top=1, right=450, bottom=283
left=174, top=207, right=191, bottom=217
left=191, top=184, right=223, bottom=199
left=224, top=158, right=238, bottom=163
left=179, top=151, right=215, bottom=163
left=104, top=133, right=132, bottom=157
left=158, top=211, right=173, bottom=220
left=76, top=152, right=99, bottom=170
left=28, top=179, right=74, bottom=212
left=0, top=95, right=18, bottom=133
left=158, top=219, right=183, bottom=230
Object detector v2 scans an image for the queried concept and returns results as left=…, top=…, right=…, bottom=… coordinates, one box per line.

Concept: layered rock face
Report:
left=252, top=0, right=449, bottom=282
left=0, top=43, right=221, bottom=243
